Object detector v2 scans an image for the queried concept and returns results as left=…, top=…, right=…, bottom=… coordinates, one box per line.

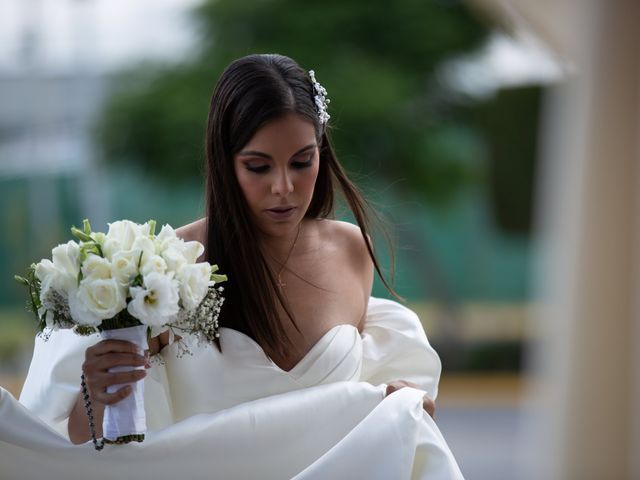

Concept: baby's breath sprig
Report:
left=167, top=284, right=226, bottom=356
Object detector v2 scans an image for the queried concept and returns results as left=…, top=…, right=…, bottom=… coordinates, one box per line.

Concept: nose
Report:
left=271, top=168, right=294, bottom=196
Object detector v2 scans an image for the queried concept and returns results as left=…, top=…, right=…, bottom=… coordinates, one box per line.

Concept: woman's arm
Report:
left=331, top=221, right=374, bottom=333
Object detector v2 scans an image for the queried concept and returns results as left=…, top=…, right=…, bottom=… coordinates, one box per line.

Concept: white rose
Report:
left=131, top=235, right=156, bottom=265
left=162, top=245, right=188, bottom=273
left=35, top=259, right=57, bottom=297
left=68, top=287, right=101, bottom=326
left=127, top=272, right=180, bottom=326
left=76, top=277, right=127, bottom=322
left=52, top=241, right=80, bottom=275
left=140, top=254, right=168, bottom=277
left=111, top=250, right=139, bottom=285
left=81, top=254, right=112, bottom=280
left=177, top=262, right=212, bottom=310
left=154, top=224, right=180, bottom=253
left=44, top=241, right=80, bottom=298
left=103, top=220, right=150, bottom=259
left=180, top=241, right=205, bottom=264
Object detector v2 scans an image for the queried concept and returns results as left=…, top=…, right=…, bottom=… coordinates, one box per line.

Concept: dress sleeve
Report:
left=18, top=330, right=174, bottom=438
left=18, top=330, right=97, bottom=436
left=360, top=297, right=442, bottom=399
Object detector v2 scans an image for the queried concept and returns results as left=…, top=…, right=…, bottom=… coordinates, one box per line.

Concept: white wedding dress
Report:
left=0, top=297, right=463, bottom=479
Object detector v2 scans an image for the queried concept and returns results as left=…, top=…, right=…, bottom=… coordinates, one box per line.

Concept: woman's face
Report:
left=234, top=112, right=319, bottom=239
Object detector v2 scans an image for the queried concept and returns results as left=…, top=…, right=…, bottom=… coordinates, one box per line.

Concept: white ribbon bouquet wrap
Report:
left=15, top=219, right=226, bottom=446
left=101, top=325, right=148, bottom=442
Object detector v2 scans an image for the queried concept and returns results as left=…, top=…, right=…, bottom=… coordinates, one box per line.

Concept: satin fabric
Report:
left=1, top=297, right=464, bottom=479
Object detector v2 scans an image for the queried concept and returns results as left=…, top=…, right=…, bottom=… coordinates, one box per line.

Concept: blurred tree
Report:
left=470, top=86, right=542, bottom=235
left=96, top=0, right=491, bottom=206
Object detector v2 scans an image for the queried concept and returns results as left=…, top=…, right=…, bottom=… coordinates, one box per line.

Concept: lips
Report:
left=264, top=206, right=297, bottom=220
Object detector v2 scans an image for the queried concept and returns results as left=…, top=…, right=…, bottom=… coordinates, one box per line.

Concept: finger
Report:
left=423, top=396, right=436, bottom=419
left=385, top=380, right=416, bottom=397
left=93, top=353, right=147, bottom=371
left=385, top=383, right=400, bottom=396
left=87, top=340, right=142, bottom=357
left=85, top=369, right=146, bottom=399
left=93, top=385, right=134, bottom=406
left=103, top=369, right=147, bottom=386
left=83, top=352, right=146, bottom=377
left=385, top=381, right=407, bottom=396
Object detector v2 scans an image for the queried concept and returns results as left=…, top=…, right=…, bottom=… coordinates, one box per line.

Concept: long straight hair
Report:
left=204, top=54, right=395, bottom=356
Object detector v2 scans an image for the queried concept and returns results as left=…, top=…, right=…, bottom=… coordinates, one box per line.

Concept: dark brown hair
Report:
left=204, top=54, right=394, bottom=357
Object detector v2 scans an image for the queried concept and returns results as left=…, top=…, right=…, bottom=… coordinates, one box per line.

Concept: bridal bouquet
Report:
left=15, top=219, right=226, bottom=446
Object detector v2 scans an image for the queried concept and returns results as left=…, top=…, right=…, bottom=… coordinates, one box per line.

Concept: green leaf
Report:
left=71, top=226, right=92, bottom=243
left=82, top=218, right=92, bottom=236
left=211, top=274, right=227, bottom=283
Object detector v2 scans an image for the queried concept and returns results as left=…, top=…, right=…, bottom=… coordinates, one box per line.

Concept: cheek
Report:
left=235, top=170, right=264, bottom=209
left=299, top=164, right=320, bottom=196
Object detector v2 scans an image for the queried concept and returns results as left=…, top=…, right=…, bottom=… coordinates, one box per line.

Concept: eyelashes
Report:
left=246, top=165, right=269, bottom=174
left=292, top=158, right=313, bottom=169
left=245, top=157, right=313, bottom=174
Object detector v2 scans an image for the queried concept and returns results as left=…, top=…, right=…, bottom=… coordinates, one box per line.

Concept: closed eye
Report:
left=246, top=164, right=269, bottom=174
left=291, top=156, right=313, bottom=169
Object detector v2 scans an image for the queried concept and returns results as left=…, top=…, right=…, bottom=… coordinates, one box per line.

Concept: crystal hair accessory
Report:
left=309, top=70, right=330, bottom=125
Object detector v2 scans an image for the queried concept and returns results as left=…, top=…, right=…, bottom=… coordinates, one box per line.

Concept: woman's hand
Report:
left=81, top=339, right=148, bottom=406
left=70, top=338, right=152, bottom=444
left=385, top=380, right=436, bottom=419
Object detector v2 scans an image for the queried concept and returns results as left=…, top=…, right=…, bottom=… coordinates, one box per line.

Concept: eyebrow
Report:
left=238, top=143, right=317, bottom=159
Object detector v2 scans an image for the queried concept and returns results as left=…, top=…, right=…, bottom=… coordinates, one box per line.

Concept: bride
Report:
left=1, top=54, right=463, bottom=479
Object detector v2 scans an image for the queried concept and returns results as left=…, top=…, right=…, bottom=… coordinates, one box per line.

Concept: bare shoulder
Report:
left=175, top=217, right=207, bottom=244
left=314, top=219, right=373, bottom=274
left=318, top=219, right=366, bottom=248
left=313, top=219, right=374, bottom=329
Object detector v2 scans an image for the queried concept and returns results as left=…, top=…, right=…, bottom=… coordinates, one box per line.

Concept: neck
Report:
left=260, top=222, right=303, bottom=263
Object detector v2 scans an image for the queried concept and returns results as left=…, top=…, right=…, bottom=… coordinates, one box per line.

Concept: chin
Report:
left=256, top=215, right=304, bottom=238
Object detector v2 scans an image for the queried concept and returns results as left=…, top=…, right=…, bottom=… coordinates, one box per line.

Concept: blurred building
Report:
left=0, top=0, right=110, bottom=304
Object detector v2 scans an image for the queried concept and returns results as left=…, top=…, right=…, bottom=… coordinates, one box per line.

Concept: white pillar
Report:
left=527, top=0, right=640, bottom=478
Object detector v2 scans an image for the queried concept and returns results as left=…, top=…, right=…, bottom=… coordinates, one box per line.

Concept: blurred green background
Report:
left=0, top=0, right=544, bottom=376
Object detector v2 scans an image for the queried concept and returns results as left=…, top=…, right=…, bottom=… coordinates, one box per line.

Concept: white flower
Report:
left=75, top=277, right=127, bottom=322
left=131, top=235, right=156, bottom=265
left=68, top=287, right=101, bottom=326
left=181, top=241, right=205, bottom=264
left=161, top=245, right=188, bottom=272
left=177, top=263, right=212, bottom=310
left=52, top=241, right=81, bottom=279
left=111, top=250, right=139, bottom=285
left=154, top=224, right=180, bottom=253
left=103, top=220, right=151, bottom=260
left=81, top=254, right=112, bottom=280
left=35, top=241, right=80, bottom=299
left=127, top=272, right=180, bottom=326
left=140, top=254, right=168, bottom=277
left=35, top=259, right=57, bottom=297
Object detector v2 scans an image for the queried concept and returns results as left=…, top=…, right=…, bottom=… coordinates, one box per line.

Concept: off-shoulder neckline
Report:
left=220, top=324, right=360, bottom=374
